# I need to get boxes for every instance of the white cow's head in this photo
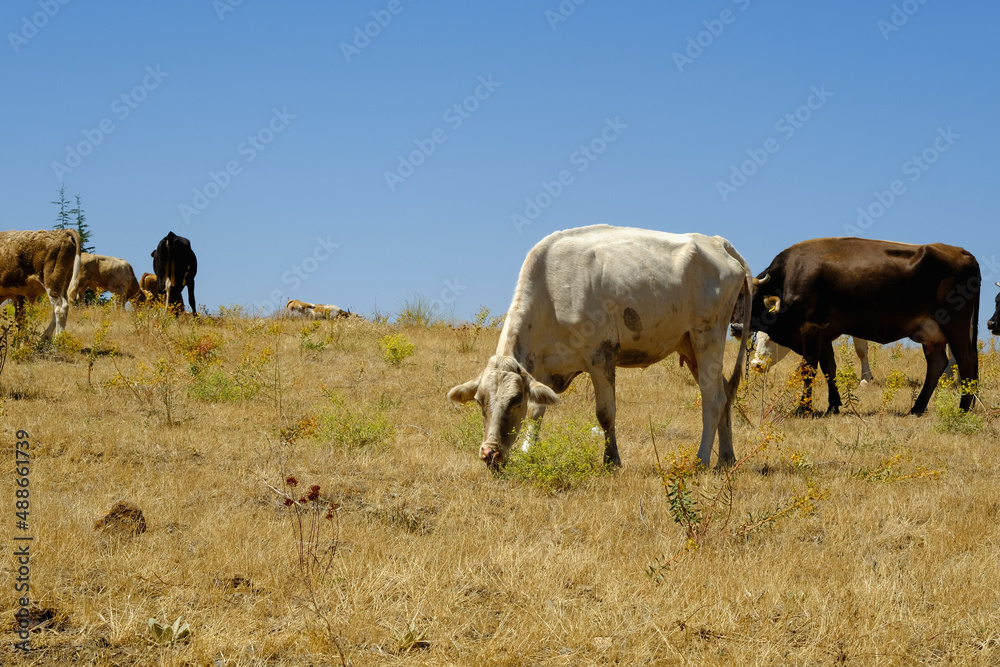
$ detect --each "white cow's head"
[447,355,558,468]
[749,332,791,372]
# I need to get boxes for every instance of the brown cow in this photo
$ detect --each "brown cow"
[71,253,145,307]
[736,237,979,414]
[0,229,81,338]
[139,272,159,299]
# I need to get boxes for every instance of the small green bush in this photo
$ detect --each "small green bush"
[189,369,242,402]
[379,333,415,366]
[934,377,981,435]
[319,391,396,449]
[500,417,608,492]
[396,294,442,328]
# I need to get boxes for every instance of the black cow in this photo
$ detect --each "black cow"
[737,237,979,414]
[152,232,197,314]
[987,282,1000,336]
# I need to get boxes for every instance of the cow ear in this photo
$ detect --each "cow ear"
[447,378,480,405]
[763,295,781,313]
[528,380,559,406]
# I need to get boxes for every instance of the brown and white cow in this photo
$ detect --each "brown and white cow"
[71,253,146,307]
[737,237,979,414]
[749,332,873,385]
[448,224,754,470]
[0,229,81,338]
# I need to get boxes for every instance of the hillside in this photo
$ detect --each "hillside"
[2,302,999,666]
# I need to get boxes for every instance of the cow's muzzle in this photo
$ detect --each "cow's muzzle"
[480,443,504,470]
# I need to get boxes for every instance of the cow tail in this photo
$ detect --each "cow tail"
[728,271,752,402]
[67,229,82,301]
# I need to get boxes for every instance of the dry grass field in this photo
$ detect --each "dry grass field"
[3,301,1000,666]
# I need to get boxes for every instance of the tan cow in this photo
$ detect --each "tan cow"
[71,253,146,307]
[0,229,81,338]
[285,300,355,319]
[139,272,159,299]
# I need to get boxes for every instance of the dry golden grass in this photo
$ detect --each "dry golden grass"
[3,303,1000,665]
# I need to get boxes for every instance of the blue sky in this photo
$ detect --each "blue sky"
[2,1,998,329]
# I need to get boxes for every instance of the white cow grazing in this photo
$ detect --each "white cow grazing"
[749,333,959,384]
[751,332,873,385]
[447,224,754,469]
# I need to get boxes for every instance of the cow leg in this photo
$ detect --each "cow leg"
[168,284,185,313]
[947,336,978,412]
[794,323,828,415]
[186,278,197,316]
[854,338,873,384]
[44,290,69,339]
[794,359,818,415]
[589,368,621,468]
[691,331,731,468]
[13,296,26,329]
[819,341,841,415]
[911,345,949,415]
[520,404,548,452]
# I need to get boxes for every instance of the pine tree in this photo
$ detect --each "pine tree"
[69,194,95,253]
[52,185,72,230]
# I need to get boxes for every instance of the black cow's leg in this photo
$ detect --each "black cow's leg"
[819,341,841,415]
[794,359,818,415]
[911,345,949,415]
[945,331,979,412]
[168,285,185,313]
[186,277,197,316]
[794,323,826,415]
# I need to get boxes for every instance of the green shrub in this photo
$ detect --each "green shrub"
[379,333,415,366]
[934,376,981,435]
[189,369,242,402]
[500,417,608,492]
[319,391,395,449]
[396,294,442,328]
